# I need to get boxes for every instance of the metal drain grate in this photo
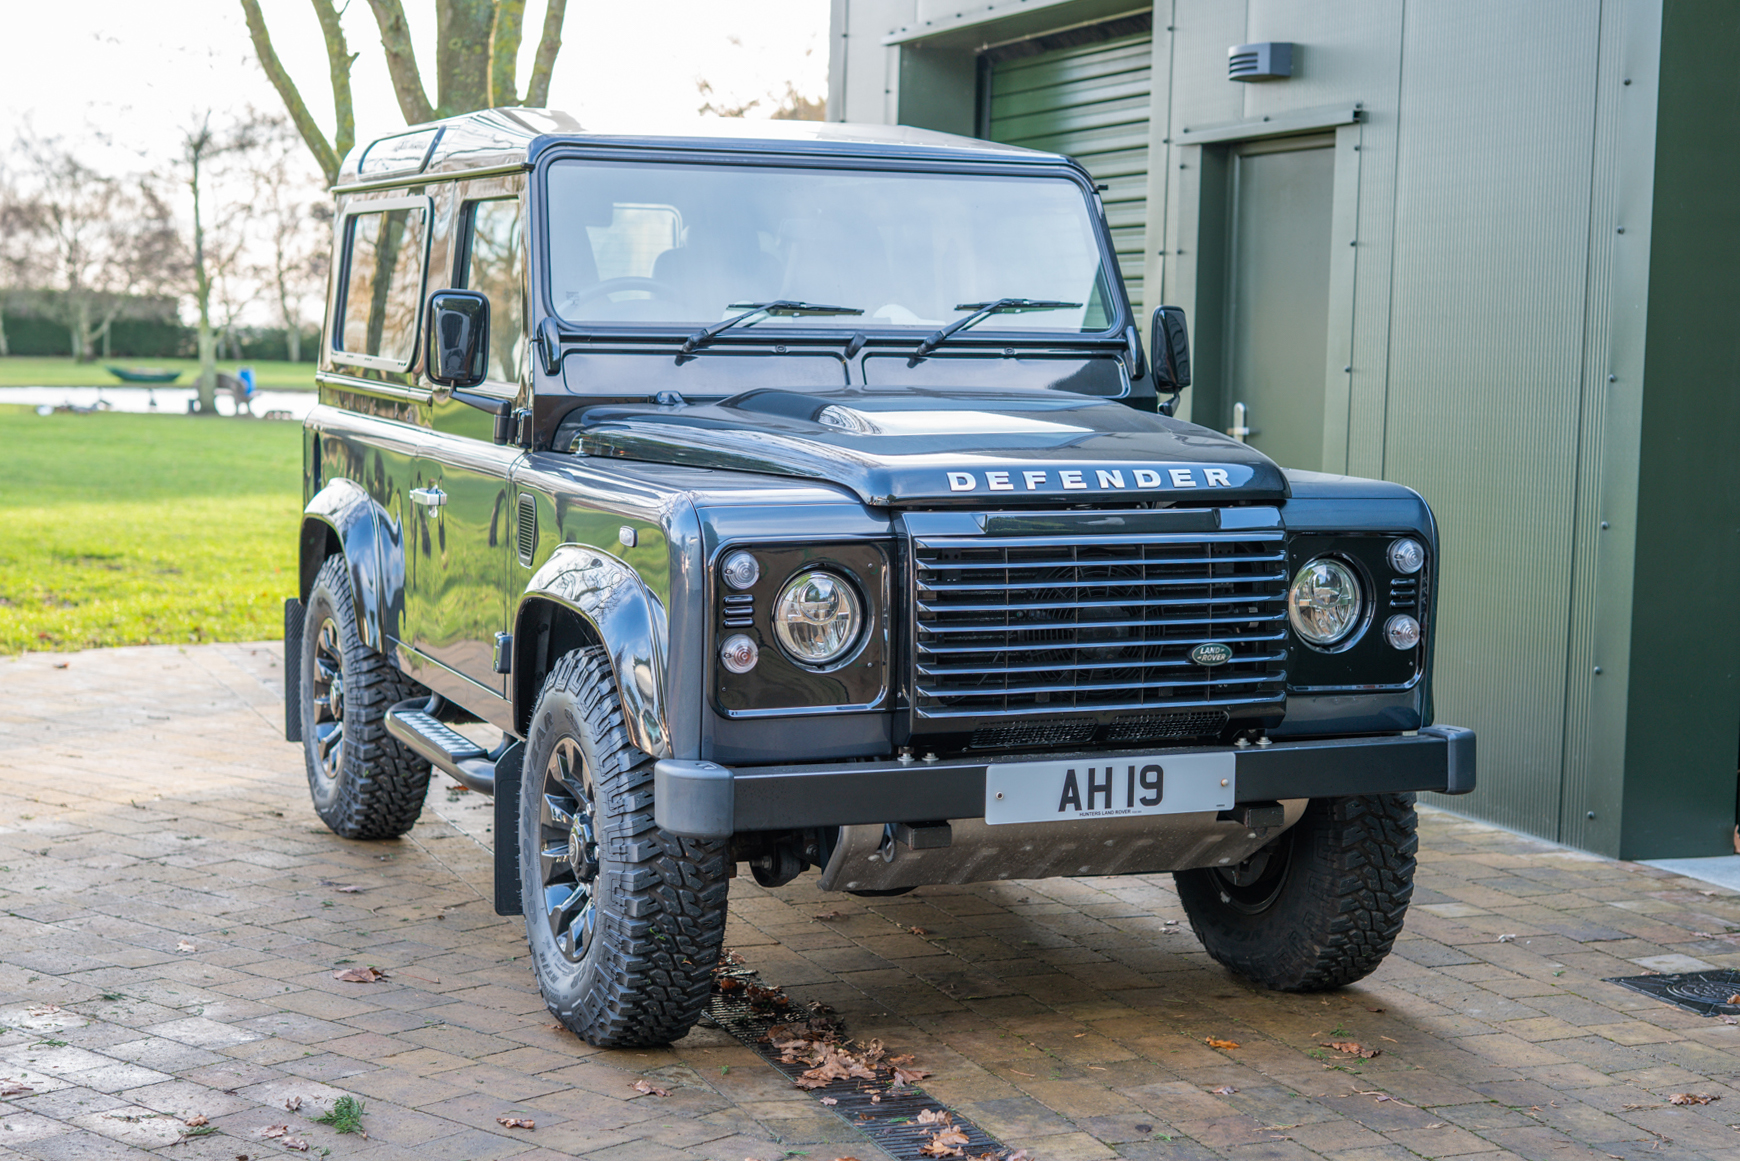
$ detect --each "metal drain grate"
[705,980,1010,1159]
[1607,969,1740,1017]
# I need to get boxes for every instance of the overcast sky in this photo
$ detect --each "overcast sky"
[2,0,831,177]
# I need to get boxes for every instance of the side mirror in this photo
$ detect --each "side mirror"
[1151,305,1191,393]
[426,290,490,388]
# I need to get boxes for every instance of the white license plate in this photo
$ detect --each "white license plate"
[984,752,1236,826]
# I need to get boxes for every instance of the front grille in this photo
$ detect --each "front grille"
[911,529,1289,722]
[1103,709,1229,743]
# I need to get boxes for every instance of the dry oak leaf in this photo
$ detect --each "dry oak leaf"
[1205,1037,1240,1050]
[332,966,384,983]
[335,885,363,894]
[891,1064,932,1087]
[909,926,931,936]
[262,1126,288,1139]
[814,910,844,920]
[176,940,196,953]
[917,1109,953,1125]
[1211,1085,1238,1095]
[1497,933,1517,943]
[631,1080,670,1097]
[1669,1093,1718,1105]
[921,1126,971,1156]
[283,1096,301,1112]
[1727,994,1740,1005]
[183,1115,209,1127]
[1323,1041,1382,1059]
[497,1116,535,1129]
[820,1097,838,1106]
[282,1137,309,1152]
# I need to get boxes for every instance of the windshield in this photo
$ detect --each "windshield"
[544,160,1118,334]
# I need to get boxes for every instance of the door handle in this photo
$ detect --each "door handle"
[1226,401,1258,443]
[409,487,447,508]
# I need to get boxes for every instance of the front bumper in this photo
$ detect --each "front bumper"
[654,725,1475,839]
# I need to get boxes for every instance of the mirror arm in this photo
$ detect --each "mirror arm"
[451,388,515,445]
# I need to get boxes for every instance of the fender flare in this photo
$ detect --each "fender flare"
[298,478,404,653]
[514,544,670,759]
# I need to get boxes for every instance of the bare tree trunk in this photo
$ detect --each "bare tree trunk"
[287,322,301,363]
[490,0,525,107]
[73,297,90,361]
[525,0,567,106]
[190,129,218,414]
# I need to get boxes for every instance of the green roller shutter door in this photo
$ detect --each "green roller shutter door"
[986,32,1153,310]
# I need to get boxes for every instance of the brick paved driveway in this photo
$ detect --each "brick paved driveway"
[2,643,1739,1161]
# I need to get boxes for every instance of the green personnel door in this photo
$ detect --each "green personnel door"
[984,28,1153,312]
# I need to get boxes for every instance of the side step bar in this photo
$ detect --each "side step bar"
[384,697,497,794]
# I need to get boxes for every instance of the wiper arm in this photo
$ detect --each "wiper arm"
[912,297,1083,360]
[681,300,863,354]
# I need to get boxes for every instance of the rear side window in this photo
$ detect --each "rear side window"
[462,198,526,383]
[336,200,428,367]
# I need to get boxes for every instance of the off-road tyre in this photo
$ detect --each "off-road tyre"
[519,647,730,1048]
[1174,794,1417,992]
[300,555,432,839]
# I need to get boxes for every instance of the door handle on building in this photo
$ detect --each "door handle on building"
[409,487,447,508]
[1226,401,1257,442]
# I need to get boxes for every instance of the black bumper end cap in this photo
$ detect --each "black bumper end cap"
[654,759,735,839]
[1421,724,1476,794]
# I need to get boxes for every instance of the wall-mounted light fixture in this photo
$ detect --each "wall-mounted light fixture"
[1229,42,1294,82]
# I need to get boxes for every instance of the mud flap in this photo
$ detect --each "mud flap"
[283,598,304,743]
[493,740,525,916]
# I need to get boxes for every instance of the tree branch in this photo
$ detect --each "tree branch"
[310,0,357,166]
[523,0,567,107]
[237,0,339,185]
[490,0,527,108]
[365,0,436,125]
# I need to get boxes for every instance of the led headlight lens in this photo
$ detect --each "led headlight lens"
[1384,614,1422,650]
[1386,537,1426,575]
[773,570,863,665]
[1287,558,1364,646]
[721,550,760,590]
[719,633,759,674]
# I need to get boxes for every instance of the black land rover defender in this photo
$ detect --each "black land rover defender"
[285,109,1474,1048]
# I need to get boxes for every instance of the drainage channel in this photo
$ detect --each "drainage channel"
[705,966,1013,1160]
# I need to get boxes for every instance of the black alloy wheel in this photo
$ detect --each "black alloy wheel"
[536,736,600,961]
[1173,794,1417,992]
[299,555,432,839]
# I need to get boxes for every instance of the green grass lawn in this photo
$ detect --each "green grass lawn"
[0,355,316,391]
[0,405,301,653]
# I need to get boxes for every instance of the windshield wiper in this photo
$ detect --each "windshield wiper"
[911,297,1083,360]
[681,300,863,354]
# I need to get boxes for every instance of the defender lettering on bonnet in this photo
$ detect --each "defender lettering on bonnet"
[946,465,1238,492]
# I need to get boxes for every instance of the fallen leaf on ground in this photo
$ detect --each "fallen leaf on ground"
[832,1157,863,1161]
[262,1125,288,1138]
[282,1137,308,1152]
[1323,1041,1382,1059]
[917,1109,952,1125]
[497,1116,535,1129]
[919,1126,970,1157]
[332,966,384,983]
[1211,1085,1237,1095]
[909,926,930,935]
[1380,1035,1399,1043]
[335,885,363,894]
[184,1115,209,1127]
[1727,994,1740,1005]
[820,1096,837,1106]
[283,1097,301,1112]
[1497,933,1517,943]
[1669,1093,1718,1105]
[631,1080,670,1097]
[891,1064,932,1087]
[1205,1038,1240,1050]
[25,1005,61,1018]
[813,911,844,920]
[870,1094,881,1104]
[176,940,196,953]
[0,1082,33,1097]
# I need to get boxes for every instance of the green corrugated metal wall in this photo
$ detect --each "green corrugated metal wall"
[986,33,1153,311]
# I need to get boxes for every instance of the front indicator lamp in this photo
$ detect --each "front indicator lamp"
[1287,558,1364,647]
[773,570,863,665]
[720,634,759,674]
[1386,537,1426,575]
[721,550,760,590]
[1384,614,1422,651]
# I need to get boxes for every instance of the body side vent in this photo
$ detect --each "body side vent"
[516,493,538,566]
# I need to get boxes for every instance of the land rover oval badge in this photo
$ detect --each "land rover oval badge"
[1190,643,1233,667]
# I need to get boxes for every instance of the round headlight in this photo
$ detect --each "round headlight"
[1384,614,1422,651]
[1288,558,1364,646]
[773,571,863,665]
[721,551,760,590]
[1386,537,1426,575]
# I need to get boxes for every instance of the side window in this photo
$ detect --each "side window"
[462,199,526,384]
[336,202,427,366]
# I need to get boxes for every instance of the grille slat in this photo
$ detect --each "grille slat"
[911,529,1289,722]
